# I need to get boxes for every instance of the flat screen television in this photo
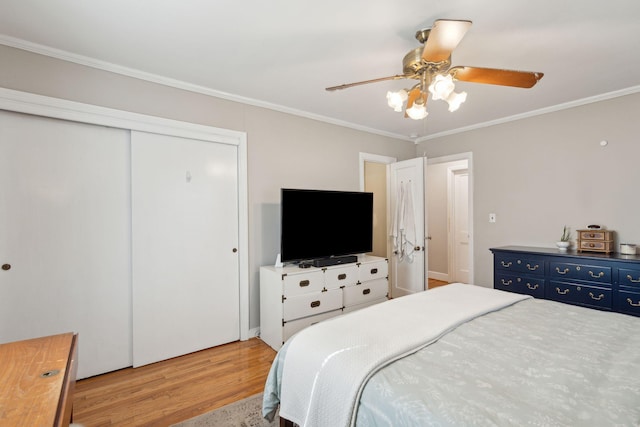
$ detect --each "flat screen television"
[280,188,373,264]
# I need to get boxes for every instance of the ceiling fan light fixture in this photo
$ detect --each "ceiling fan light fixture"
[446,90,467,112]
[386,89,408,112]
[406,101,428,120]
[428,74,455,100]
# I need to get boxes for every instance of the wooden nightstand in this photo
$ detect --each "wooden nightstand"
[0,333,78,426]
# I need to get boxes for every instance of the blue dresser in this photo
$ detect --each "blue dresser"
[490,246,640,317]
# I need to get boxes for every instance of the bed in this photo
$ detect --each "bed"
[262,283,640,426]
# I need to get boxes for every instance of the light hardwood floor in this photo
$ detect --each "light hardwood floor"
[428,278,449,288]
[74,282,451,426]
[73,338,276,427]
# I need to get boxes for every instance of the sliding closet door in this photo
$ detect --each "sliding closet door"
[0,110,132,379]
[131,131,240,367]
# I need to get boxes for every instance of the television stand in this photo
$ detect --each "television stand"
[260,255,389,351]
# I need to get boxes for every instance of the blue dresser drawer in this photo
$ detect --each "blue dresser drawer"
[495,255,544,275]
[549,262,612,284]
[491,246,640,317]
[495,273,544,298]
[619,268,640,289]
[617,290,640,316]
[547,281,612,310]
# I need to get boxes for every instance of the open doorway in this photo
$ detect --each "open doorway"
[360,152,473,287]
[426,153,473,285]
[359,153,396,259]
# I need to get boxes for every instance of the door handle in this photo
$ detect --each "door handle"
[1,264,10,271]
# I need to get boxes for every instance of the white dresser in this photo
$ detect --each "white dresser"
[259,255,388,351]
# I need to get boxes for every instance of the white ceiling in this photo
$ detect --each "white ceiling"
[1,0,640,141]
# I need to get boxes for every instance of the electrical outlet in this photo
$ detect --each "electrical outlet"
[489,213,496,223]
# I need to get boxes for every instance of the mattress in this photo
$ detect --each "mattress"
[263,286,640,426]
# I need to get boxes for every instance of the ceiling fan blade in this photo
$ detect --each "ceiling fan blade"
[450,66,544,88]
[405,88,421,110]
[421,19,472,63]
[404,88,426,118]
[325,74,409,91]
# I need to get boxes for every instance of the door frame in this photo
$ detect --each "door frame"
[427,152,474,285]
[0,87,251,340]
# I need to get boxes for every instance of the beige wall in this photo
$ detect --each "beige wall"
[364,162,388,257]
[0,45,417,331]
[418,92,640,287]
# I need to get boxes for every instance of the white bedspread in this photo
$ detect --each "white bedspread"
[278,283,530,427]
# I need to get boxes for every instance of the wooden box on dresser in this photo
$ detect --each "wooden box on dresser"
[490,246,640,317]
[260,255,388,351]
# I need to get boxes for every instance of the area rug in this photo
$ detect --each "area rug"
[171,393,278,427]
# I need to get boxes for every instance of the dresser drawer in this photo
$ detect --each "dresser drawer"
[491,246,640,317]
[578,240,614,252]
[283,309,342,342]
[549,262,612,284]
[283,288,343,321]
[495,255,543,275]
[619,268,640,289]
[617,290,640,317]
[282,270,325,297]
[324,264,359,289]
[578,230,612,241]
[547,281,612,310]
[343,278,388,306]
[495,273,545,298]
[359,259,388,282]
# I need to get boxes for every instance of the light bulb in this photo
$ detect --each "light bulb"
[406,103,428,120]
[446,91,467,112]
[428,74,455,100]
[386,90,408,112]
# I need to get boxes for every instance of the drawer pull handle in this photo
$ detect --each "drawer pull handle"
[501,261,512,268]
[501,279,512,286]
[526,264,539,271]
[371,268,378,274]
[555,267,569,275]
[556,287,570,295]
[627,298,640,307]
[627,275,640,283]
[588,271,604,279]
[337,274,347,280]
[363,288,371,295]
[589,292,605,301]
[299,280,310,287]
[526,283,539,290]
[310,300,321,308]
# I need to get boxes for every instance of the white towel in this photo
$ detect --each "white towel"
[391,181,417,262]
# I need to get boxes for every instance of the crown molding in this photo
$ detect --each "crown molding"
[416,85,640,142]
[3,35,638,144]
[0,35,413,142]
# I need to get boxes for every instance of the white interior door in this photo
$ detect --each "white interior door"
[451,169,470,283]
[0,110,132,379]
[389,158,427,298]
[131,131,240,367]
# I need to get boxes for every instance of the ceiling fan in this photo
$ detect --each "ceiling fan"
[325,19,544,120]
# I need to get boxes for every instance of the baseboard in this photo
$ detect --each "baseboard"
[428,271,449,282]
